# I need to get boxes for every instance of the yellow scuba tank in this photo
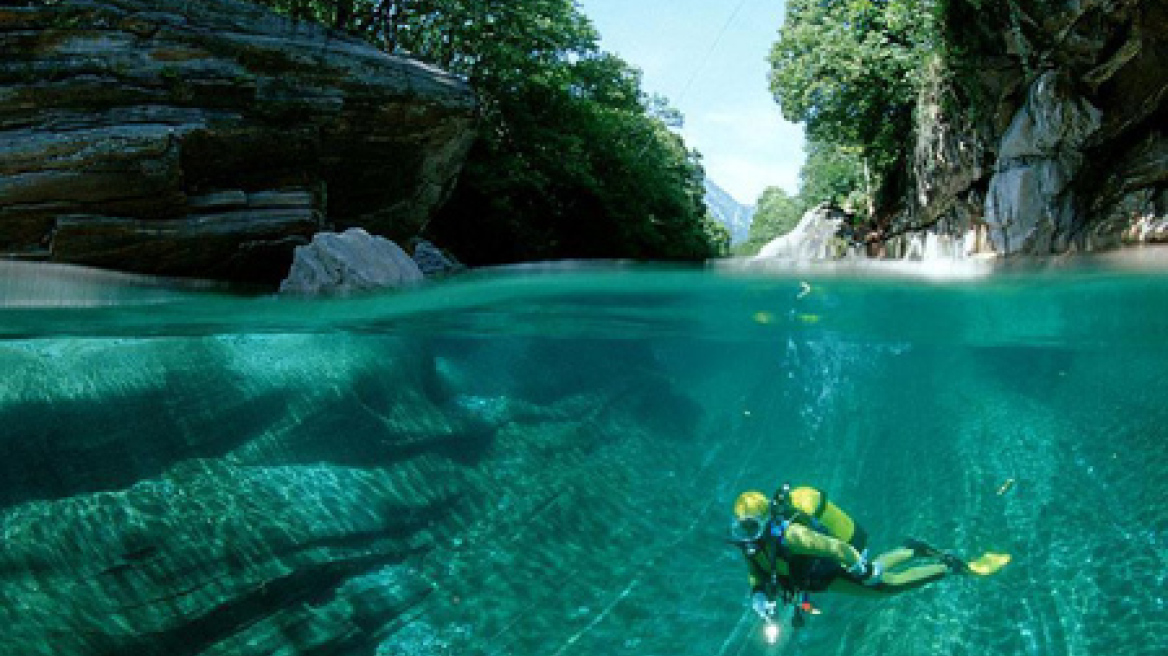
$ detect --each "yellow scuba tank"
[779,485,869,551]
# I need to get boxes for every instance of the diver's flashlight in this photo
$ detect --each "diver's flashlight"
[764,622,781,645]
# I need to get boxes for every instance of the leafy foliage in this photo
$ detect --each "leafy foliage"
[768,0,939,216]
[432,50,720,263]
[798,139,867,212]
[736,186,806,255]
[248,0,721,263]
[735,136,877,255]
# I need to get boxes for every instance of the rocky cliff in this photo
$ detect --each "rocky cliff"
[0,0,476,282]
[905,0,1166,253]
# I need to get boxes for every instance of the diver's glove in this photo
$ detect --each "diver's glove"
[751,592,774,619]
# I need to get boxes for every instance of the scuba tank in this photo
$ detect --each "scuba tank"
[771,483,868,552]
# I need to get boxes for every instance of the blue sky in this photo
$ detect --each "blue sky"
[576,0,805,205]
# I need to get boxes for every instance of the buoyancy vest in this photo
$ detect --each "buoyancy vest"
[749,485,869,597]
[746,518,826,599]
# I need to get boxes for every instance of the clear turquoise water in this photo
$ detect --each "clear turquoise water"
[1,258,1166,656]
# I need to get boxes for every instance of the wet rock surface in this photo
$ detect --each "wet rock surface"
[0,0,476,281]
[908,0,1167,253]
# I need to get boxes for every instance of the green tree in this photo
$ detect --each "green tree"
[769,0,937,213]
[249,0,719,264]
[737,186,806,255]
[430,48,716,263]
[798,138,867,212]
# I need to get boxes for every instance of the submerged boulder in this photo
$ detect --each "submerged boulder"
[0,0,476,282]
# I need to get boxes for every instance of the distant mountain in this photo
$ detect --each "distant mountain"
[703,179,755,246]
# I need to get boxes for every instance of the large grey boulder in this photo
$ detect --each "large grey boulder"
[0,0,476,282]
[279,228,423,295]
[755,204,848,260]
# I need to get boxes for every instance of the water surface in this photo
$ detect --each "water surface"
[1,257,1165,656]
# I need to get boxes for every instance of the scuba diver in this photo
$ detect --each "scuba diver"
[729,484,1009,633]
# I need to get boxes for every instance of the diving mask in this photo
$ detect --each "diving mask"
[729,514,768,543]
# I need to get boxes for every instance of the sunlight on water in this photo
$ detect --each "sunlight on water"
[1,255,1166,656]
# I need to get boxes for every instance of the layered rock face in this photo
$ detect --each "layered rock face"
[0,0,476,281]
[909,0,1167,254]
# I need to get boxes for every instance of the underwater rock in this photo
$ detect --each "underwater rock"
[279,228,423,295]
[0,331,707,656]
[0,0,476,282]
[0,335,470,656]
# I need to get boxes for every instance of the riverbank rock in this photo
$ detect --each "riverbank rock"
[903,0,1167,254]
[984,70,1101,253]
[410,238,466,278]
[0,0,476,282]
[755,204,849,260]
[279,228,423,295]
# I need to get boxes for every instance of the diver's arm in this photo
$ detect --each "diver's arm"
[745,554,767,594]
[783,523,862,568]
[744,553,774,618]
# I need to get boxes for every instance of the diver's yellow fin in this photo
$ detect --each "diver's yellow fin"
[966,552,1011,576]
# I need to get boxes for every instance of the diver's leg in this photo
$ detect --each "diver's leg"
[823,577,886,597]
[825,562,949,596]
[878,563,948,592]
[874,547,914,572]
